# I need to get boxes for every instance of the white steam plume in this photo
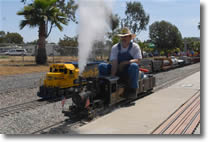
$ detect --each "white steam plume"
[78,0,113,74]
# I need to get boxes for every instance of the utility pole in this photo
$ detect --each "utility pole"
[53,45,55,64]
[184,40,187,55]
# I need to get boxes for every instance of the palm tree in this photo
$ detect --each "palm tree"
[17,0,68,64]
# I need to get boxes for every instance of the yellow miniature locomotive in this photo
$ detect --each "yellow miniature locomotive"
[37,61,103,99]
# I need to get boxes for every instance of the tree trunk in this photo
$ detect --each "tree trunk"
[36,22,47,65]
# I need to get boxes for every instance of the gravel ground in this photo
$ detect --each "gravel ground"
[0,87,40,108]
[154,63,200,87]
[0,72,46,93]
[0,72,46,108]
[0,63,200,134]
[0,99,72,134]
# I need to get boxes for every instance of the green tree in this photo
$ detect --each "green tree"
[193,41,200,53]
[55,0,78,23]
[21,0,78,23]
[5,32,24,44]
[107,14,120,42]
[0,31,23,44]
[0,31,6,43]
[138,41,153,53]
[183,37,200,53]
[0,31,6,37]
[26,39,38,44]
[122,1,149,35]
[149,20,182,57]
[17,0,75,64]
[110,14,120,32]
[111,35,120,46]
[58,35,78,47]
[57,35,78,56]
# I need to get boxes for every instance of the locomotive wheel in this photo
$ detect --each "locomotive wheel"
[87,108,95,120]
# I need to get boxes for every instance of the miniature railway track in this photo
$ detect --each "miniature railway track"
[31,120,66,134]
[0,99,48,117]
[0,97,68,118]
[31,120,81,134]
[154,67,199,92]
[151,90,200,134]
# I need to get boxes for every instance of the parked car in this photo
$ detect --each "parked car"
[5,49,28,56]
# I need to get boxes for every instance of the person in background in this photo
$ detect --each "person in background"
[98,27,142,99]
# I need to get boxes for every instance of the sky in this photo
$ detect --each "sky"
[0,0,200,43]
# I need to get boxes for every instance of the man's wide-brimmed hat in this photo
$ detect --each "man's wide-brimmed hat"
[117,27,136,39]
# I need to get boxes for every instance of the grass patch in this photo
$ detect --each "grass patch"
[0,55,108,76]
[0,65,49,76]
[0,56,9,59]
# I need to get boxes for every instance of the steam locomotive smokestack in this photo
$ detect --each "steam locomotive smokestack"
[78,0,113,75]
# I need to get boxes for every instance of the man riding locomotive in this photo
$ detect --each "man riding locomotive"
[98,27,142,99]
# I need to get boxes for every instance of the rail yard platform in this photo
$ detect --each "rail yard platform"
[74,71,200,134]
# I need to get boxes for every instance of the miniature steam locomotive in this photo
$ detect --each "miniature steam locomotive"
[62,70,155,119]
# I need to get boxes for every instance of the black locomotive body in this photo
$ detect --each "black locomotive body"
[62,73,156,120]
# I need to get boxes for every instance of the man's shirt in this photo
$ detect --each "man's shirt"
[110,42,142,61]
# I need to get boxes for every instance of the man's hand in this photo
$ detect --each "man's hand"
[111,59,140,75]
[118,59,140,71]
[130,59,140,64]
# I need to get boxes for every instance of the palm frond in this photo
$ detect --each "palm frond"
[54,21,63,31]
[17,0,67,34]
[19,20,28,29]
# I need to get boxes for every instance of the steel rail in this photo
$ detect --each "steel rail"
[151,91,200,134]
[168,99,200,134]
[0,97,64,117]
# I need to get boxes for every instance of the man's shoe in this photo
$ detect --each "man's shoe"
[128,88,137,99]
[122,88,137,99]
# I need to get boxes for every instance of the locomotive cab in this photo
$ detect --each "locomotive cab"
[44,64,78,88]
